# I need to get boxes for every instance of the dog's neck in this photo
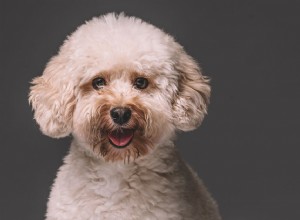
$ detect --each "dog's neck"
[58,140,181,199]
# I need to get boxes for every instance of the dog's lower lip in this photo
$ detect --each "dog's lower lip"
[108,129,134,148]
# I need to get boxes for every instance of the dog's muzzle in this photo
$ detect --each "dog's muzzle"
[108,107,134,148]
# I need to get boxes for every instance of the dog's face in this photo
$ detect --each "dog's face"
[72,67,174,162]
[29,13,210,162]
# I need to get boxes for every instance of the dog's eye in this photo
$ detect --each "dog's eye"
[134,77,148,89]
[92,77,106,90]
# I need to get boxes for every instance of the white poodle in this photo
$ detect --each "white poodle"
[29,13,221,220]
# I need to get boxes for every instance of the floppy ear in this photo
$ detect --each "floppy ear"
[172,51,211,131]
[29,55,76,138]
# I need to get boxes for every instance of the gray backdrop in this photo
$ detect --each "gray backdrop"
[1,0,299,219]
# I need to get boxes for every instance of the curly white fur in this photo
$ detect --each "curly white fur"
[29,13,221,220]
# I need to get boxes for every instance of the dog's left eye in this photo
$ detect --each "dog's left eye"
[92,77,106,90]
[134,77,149,89]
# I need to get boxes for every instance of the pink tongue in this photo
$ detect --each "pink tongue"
[108,130,134,147]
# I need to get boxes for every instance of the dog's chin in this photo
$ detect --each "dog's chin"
[107,128,135,149]
[96,126,153,163]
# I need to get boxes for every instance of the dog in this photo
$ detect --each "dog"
[29,13,221,220]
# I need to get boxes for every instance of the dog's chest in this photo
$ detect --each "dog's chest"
[50,161,182,220]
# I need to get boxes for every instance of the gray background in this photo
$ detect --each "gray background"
[1,0,300,219]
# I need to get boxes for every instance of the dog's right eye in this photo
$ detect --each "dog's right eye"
[92,77,106,90]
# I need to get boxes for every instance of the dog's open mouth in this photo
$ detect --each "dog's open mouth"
[108,129,134,148]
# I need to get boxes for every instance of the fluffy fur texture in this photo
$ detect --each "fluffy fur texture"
[29,13,221,220]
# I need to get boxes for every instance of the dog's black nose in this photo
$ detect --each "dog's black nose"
[110,107,131,125]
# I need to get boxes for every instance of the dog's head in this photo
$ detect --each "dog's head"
[29,13,210,162]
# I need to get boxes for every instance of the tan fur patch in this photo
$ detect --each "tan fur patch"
[80,97,153,163]
[79,71,112,97]
[129,71,158,93]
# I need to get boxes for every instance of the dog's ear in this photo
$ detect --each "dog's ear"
[172,51,211,131]
[29,55,76,138]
